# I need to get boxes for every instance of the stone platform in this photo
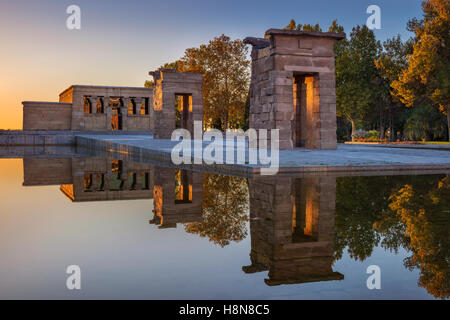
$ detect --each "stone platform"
[74,134,450,176]
[0,130,153,146]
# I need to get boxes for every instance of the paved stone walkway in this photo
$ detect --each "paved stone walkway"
[75,134,450,175]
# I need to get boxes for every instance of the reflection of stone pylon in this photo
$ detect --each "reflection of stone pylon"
[244,176,343,286]
[149,167,202,229]
[149,69,203,139]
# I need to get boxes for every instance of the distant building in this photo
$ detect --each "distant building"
[21,70,203,134]
[23,85,153,131]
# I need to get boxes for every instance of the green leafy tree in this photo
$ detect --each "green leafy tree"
[374,36,413,140]
[335,176,393,261]
[335,25,382,141]
[335,174,450,299]
[403,105,448,141]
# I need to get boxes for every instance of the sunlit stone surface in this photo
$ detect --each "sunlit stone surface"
[245,29,346,150]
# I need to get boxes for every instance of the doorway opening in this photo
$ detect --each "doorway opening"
[292,179,319,243]
[175,169,192,204]
[175,94,192,130]
[110,97,123,130]
[109,160,124,190]
[293,74,315,148]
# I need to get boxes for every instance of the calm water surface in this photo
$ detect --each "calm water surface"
[0,155,448,300]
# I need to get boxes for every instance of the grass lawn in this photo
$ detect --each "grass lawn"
[418,141,450,145]
[345,141,450,145]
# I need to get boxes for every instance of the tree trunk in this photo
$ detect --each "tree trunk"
[389,106,395,142]
[379,103,385,140]
[447,106,450,142]
[351,119,357,142]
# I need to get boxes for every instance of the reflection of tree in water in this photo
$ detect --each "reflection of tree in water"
[335,176,394,261]
[387,177,450,299]
[184,173,249,247]
[336,174,450,299]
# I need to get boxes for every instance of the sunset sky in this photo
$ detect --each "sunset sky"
[0,0,422,129]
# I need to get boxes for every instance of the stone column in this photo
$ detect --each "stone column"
[318,72,337,149]
[121,97,129,131]
[191,92,203,134]
[105,96,112,131]
[102,96,109,129]
[90,96,98,114]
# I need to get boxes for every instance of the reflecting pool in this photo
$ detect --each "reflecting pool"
[0,154,448,299]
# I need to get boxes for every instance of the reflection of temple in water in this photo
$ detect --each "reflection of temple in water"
[60,158,153,202]
[149,167,202,229]
[23,157,153,201]
[22,157,343,286]
[22,158,202,227]
[244,176,343,286]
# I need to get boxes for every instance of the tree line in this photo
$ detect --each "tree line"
[286,0,449,142]
[146,0,449,142]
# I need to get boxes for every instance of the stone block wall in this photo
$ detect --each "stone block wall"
[22,85,153,131]
[59,85,153,131]
[22,102,72,130]
[245,29,345,150]
[150,69,203,139]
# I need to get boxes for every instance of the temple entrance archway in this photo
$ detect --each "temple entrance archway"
[293,74,317,148]
[110,98,123,130]
[244,29,345,150]
[111,106,122,130]
[175,94,192,131]
[149,69,203,139]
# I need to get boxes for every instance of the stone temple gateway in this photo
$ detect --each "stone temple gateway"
[149,69,203,139]
[20,28,344,153]
[21,69,203,137]
[244,29,345,150]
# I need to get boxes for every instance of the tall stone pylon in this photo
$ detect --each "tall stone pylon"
[244,29,345,150]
